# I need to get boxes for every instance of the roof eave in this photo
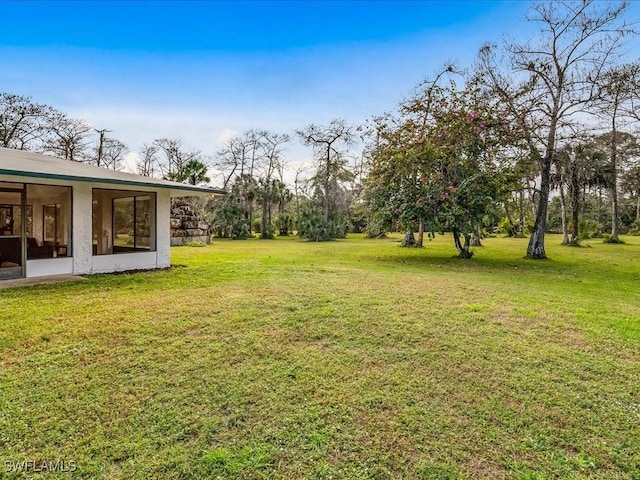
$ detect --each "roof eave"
[0,169,226,196]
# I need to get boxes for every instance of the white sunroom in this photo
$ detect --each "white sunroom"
[0,147,223,281]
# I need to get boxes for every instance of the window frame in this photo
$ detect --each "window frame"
[111,194,155,252]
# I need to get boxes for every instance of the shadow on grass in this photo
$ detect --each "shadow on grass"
[358,248,635,282]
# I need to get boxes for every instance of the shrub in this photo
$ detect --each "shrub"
[603,234,625,244]
[277,214,294,236]
[260,222,276,239]
[629,219,640,236]
[297,210,329,241]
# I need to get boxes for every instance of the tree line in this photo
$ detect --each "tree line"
[2,1,640,258]
[0,96,213,185]
[365,0,640,258]
[210,121,359,240]
[0,90,362,241]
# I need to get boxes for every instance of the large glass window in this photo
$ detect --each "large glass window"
[1,205,19,236]
[92,189,156,255]
[25,184,71,259]
[113,196,153,251]
[1,182,70,277]
[135,196,152,249]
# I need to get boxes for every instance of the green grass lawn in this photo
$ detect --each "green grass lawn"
[1,234,639,479]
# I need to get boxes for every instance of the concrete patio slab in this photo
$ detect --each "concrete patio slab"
[0,274,87,290]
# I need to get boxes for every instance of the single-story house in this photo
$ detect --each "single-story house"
[0,147,224,281]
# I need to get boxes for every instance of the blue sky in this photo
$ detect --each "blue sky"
[1,1,637,178]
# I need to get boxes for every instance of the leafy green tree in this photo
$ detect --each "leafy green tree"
[211,179,249,239]
[365,80,513,257]
[621,164,640,225]
[257,178,287,239]
[276,213,294,236]
[594,64,640,242]
[237,174,258,236]
[593,131,638,242]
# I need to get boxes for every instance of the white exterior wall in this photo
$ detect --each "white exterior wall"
[26,258,74,277]
[156,189,171,268]
[72,182,94,275]
[91,251,158,273]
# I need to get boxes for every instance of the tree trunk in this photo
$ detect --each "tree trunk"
[610,122,620,241]
[527,118,556,259]
[597,187,603,233]
[401,228,415,247]
[453,228,474,258]
[261,199,269,238]
[571,181,580,244]
[470,224,482,246]
[559,182,569,245]
[518,188,525,235]
[416,219,424,247]
[610,185,620,241]
[453,228,462,251]
[571,203,580,244]
[463,233,473,257]
[526,159,550,258]
[323,145,330,224]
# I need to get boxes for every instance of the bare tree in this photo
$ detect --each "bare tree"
[99,137,128,171]
[293,164,309,224]
[297,119,355,224]
[45,113,92,162]
[255,131,290,238]
[0,93,56,151]
[215,136,250,189]
[94,128,111,167]
[138,143,158,177]
[257,131,289,181]
[478,1,633,258]
[153,138,200,181]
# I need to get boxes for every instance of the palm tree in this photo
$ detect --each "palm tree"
[169,159,210,185]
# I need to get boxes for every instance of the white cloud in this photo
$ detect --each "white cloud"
[122,151,139,174]
[218,128,240,144]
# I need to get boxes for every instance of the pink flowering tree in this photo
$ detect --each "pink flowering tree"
[365,80,515,257]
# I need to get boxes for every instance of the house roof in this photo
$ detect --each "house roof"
[0,147,225,196]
